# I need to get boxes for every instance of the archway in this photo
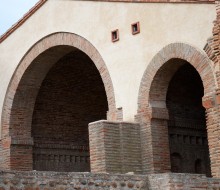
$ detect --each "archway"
[32,50,108,172]
[137,43,217,176]
[1,33,116,171]
[166,60,211,176]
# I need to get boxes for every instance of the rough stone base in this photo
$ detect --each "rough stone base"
[0,171,220,190]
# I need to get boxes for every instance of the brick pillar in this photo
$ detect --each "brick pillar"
[135,109,154,174]
[203,92,220,178]
[135,106,171,174]
[0,136,11,170]
[10,138,33,171]
[89,120,142,174]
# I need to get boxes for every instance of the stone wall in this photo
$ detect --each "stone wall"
[0,171,148,190]
[148,173,220,189]
[0,171,220,190]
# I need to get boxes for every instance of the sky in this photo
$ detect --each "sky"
[0,0,39,35]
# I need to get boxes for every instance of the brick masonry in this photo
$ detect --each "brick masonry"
[167,63,211,176]
[0,0,220,183]
[0,33,118,171]
[203,1,220,178]
[31,50,108,172]
[89,120,142,174]
[136,42,219,177]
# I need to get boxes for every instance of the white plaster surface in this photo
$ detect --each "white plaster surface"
[0,0,216,127]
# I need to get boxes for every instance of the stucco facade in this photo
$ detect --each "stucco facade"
[0,0,216,123]
[1,0,220,189]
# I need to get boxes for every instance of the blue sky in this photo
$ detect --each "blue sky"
[0,0,39,35]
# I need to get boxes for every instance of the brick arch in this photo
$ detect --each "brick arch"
[0,32,117,170]
[138,43,217,112]
[136,42,218,176]
[2,32,116,133]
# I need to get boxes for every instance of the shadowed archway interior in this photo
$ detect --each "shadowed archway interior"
[166,61,211,176]
[7,44,109,171]
[147,58,211,175]
[31,50,108,172]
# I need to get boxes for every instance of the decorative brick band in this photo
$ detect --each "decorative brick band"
[1,33,117,138]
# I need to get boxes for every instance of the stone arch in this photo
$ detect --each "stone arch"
[136,43,218,176]
[1,32,117,170]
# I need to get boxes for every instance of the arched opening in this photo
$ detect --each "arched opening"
[166,61,211,176]
[146,58,211,175]
[137,43,217,176]
[31,50,108,172]
[1,33,115,171]
[9,47,108,172]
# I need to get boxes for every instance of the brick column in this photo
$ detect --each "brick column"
[0,136,11,170]
[136,106,171,174]
[203,92,220,178]
[89,120,142,174]
[10,138,34,171]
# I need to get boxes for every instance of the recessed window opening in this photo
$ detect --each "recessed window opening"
[111,29,119,42]
[131,22,140,35]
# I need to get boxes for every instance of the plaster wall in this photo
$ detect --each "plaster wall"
[0,0,216,125]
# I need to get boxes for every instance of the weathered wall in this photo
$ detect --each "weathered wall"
[0,171,220,190]
[148,173,220,189]
[0,171,149,190]
[0,0,215,124]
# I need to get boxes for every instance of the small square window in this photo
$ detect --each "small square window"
[131,22,140,35]
[111,29,119,42]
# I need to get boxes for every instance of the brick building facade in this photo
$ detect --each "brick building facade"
[0,0,220,189]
